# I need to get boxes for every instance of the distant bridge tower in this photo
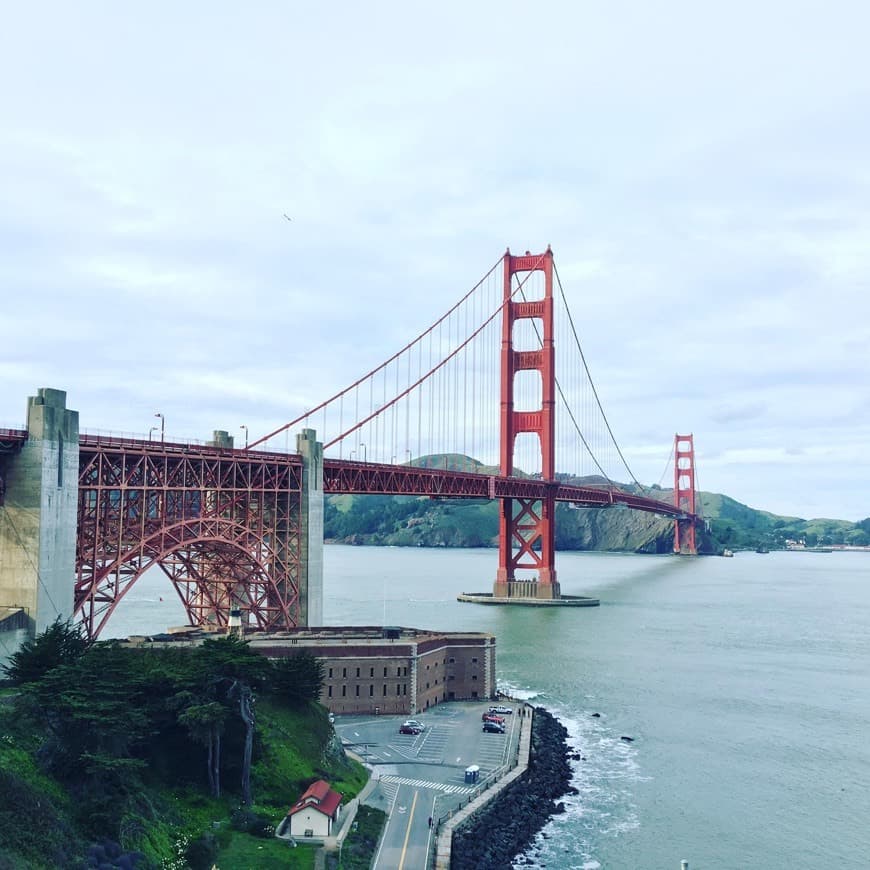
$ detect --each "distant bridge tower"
[674,433,698,554]
[494,248,561,599]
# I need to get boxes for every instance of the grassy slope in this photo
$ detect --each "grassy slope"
[0,698,369,869]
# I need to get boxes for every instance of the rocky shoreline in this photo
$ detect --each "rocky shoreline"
[450,706,576,870]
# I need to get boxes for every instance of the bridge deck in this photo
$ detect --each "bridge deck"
[323,459,689,518]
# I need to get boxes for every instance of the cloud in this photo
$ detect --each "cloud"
[1,1,869,520]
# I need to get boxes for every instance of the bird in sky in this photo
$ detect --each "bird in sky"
[283,213,292,222]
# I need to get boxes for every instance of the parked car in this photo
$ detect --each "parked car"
[403,720,425,730]
[489,705,513,715]
[399,723,422,735]
[482,720,505,734]
[482,713,505,725]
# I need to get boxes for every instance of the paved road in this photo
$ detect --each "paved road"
[335,701,521,870]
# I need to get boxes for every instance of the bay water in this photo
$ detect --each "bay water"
[108,546,870,869]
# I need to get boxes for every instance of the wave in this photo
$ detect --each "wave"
[511,702,646,869]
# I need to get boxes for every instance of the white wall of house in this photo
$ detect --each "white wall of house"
[290,807,332,838]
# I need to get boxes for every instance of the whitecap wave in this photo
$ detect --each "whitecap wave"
[511,702,646,869]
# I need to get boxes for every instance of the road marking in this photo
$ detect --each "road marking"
[380,775,474,795]
[397,790,418,870]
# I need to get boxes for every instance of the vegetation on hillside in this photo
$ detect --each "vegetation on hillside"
[0,622,368,869]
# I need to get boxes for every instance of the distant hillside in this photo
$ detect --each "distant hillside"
[324,455,870,553]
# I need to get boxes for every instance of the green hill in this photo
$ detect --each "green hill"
[0,633,369,869]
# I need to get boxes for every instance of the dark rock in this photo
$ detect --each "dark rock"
[450,707,574,870]
[591,712,601,718]
[620,735,634,742]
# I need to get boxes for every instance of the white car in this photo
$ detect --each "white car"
[403,719,425,730]
[489,705,513,715]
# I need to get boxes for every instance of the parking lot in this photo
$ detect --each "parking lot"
[334,700,524,869]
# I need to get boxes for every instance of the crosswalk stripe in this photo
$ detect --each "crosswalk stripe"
[379,774,474,794]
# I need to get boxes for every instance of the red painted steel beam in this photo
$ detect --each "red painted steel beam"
[322,458,690,517]
[75,435,304,640]
[0,428,28,453]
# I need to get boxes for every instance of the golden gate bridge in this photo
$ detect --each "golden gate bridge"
[0,248,700,641]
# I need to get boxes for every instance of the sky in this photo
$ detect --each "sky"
[1,1,868,521]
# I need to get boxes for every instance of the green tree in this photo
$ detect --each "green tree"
[176,698,227,797]
[193,636,271,806]
[2,617,87,685]
[270,653,324,705]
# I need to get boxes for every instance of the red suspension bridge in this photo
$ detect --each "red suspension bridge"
[0,248,700,640]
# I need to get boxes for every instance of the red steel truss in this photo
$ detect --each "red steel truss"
[673,433,698,554]
[324,458,689,513]
[71,438,686,641]
[496,248,559,598]
[75,435,303,640]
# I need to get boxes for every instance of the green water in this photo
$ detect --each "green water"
[323,546,870,869]
[112,545,870,868]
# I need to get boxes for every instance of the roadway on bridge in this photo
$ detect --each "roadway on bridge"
[334,701,521,869]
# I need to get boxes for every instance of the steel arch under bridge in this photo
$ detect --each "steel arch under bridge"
[74,435,304,641]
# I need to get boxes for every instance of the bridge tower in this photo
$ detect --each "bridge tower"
[673,433,698,554]
[0,389,79,641]
[494,248,561,600]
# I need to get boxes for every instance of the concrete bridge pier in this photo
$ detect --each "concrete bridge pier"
[297,428,323,627]
[0,388,79,661]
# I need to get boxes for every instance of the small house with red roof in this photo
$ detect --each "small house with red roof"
[276,779,343,839]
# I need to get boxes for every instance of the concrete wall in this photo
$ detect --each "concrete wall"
[297,428,323,627]
[0,388,79,640]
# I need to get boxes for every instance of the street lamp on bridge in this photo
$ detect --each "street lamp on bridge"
[239,424,248,448]
[148,426,159,442]
[154,412,164,443]
[360,443,367,463]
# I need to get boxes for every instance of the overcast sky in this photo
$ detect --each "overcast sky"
[1,1,868,521]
